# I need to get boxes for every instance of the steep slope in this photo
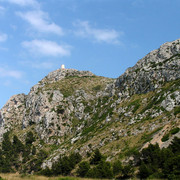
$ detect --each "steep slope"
[0,39,179,174]
[115,39,180,97]
[0,69,114,144]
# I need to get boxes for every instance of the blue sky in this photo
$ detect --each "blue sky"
[0,0,180,108]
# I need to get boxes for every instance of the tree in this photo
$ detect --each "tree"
[90,149,103,165]
[2,132,12,153]
[13,135,24,153]
[87,160,113,178]
[113,160,123,176]
[121,163,134,179]
[77,161,90,177]
[32,146,36,155]
[139,162,153,179]
[25,131,35,145]
[69,152,82,168]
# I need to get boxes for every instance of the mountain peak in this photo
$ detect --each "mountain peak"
[41,68,95,84]
[115,39,180,96]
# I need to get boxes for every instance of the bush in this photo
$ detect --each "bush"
[51,152,82,176]
[121,163,134,179]
[13,135,24,153]
[25,131,35,145]
[161,134,169,142]
[87,160,113,179]
[139,162,153,179]
[170,127,180,135]
[56,105,65,114]
[90,149,103,165]
[40,167,53,177]
[113,160,123,176]
[174,106,180,115]
[139,138,180,179]
[76,161,90,177]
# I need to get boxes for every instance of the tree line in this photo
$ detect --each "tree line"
[0,131,179,179]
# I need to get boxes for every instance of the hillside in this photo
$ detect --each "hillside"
[0,39,179,178]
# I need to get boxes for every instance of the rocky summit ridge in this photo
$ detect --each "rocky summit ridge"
[115,38,180,97]
[0,39,179,172]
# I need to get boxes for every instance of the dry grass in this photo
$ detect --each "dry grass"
[44,76,113,96]
[0,173,50,180]
[0,174,96,180]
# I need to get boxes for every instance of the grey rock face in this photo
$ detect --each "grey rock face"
[115,39,180,96]
[161,91,180,111]
[0,69,97,142]
[0,93,26,140]
[40,68,95,85]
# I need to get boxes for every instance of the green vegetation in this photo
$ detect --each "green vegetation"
[41,152,82,176]
[44,76,113,97]
[174,106,180,116]
[170,127,180,135]
[161,134,169,142]
[0,131,47,174]
[139,137,180,179]
[56,105,65,115]
[127,99,141,113]
[0,130,180,179]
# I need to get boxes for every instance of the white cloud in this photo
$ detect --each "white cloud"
[20,60,54,69]
[0,33,7,42]
[74,20,123,44]
[16,10,63,35]
[0,67,22,79]
[4,0,39,8]
[0,5,5,13]
[22,39,71,57]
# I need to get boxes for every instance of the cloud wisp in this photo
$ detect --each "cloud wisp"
[4,0,40,8]
[22,39,71,57]
[20,60,54,69]
[0,67,22,79]
[0,5,5,14]
[0,33,7,42]
[74,20,123,44]
[16,10,63,35]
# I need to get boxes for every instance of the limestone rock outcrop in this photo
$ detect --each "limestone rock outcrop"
[115,39,180,97]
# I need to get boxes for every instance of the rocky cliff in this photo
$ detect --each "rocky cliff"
[115,39,180,97]
[0,39,179,170]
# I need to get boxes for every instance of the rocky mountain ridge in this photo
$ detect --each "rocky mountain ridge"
[0,39,179,170]
[115,38,180,97]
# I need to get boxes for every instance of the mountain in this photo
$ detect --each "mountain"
[0,39,179,176]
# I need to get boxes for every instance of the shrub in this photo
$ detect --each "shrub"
[13,135,24,153]
[87,160,113,179]
[92,85,101,91]
[139,162,153,179]
[25,131,35,145]
[170,127,180,135]
[90,149,103,165]
[161,134,169,142]
[51,152,82,176]
[112,160,123,176]
[76,161,90,177]
[121,164,134,179]
[56,105,65,114]
[139,137,180,179]
[40,167,53,176]
[174,106,180,116]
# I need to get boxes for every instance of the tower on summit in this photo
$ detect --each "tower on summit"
[61,64,65,69]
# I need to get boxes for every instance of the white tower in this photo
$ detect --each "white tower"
[61,64,65,69]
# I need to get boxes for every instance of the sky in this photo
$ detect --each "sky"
[0,0,180,108]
